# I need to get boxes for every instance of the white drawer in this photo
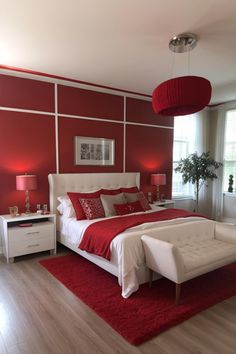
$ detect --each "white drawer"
[8,222,54,257]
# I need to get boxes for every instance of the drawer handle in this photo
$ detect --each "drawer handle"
[26,231,40,235]
[27,243,40,248]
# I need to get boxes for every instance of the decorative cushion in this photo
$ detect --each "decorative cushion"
[100,193,126,217]
[137,192,151,211]
[125,191,151,211]
[67,191,101,220]
[100,188,121,195]
[124,192,139,202]
[79,198,105,220]
[121,186,139,193]
[114,201,144,216]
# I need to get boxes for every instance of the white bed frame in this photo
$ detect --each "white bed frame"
[48,172,141,278]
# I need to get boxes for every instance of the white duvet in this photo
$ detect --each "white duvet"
[59,208,204,298]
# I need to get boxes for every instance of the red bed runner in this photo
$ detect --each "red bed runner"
[79,208,204,260]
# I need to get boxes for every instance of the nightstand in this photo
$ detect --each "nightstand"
[152,199,175,209]
[0,213,56,263]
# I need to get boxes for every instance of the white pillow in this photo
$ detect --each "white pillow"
[57,195,72,207]
[100,193,126,217]
[57,195,75,217]
[57,203,75,218]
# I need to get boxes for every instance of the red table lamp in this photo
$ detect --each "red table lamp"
[151,174,166,201]
[16,174,37,214]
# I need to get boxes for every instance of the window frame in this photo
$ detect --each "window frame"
[172,116,196,199]
[222,110,236,193]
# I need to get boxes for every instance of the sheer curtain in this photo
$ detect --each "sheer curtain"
[172,111,209,196]
[211,103,236,220]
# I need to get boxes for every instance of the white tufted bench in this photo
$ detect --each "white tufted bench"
[141,220,236,304]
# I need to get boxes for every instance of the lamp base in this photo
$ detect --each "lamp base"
[155,186,160,202]
[25,190,32,214]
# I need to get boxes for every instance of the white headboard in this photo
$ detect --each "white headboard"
[48,172,140,214]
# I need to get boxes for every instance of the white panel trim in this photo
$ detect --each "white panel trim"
[123,96,126,172]
[0,105,173,129]
[0,106,54,116]
[54,83,59,174]
[126,121,174,130]
[58,113,123,124]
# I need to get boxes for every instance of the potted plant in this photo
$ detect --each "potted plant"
[175,152,223,212]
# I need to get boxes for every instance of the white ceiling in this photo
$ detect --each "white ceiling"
[1,0,236,104]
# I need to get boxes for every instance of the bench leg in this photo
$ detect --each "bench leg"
[175,283,181,305]
[149,268,153,287]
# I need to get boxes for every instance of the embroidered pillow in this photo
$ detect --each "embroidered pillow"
[67,191,101,220]
[125,191,151,211]
[137,192,151,211]
[120,186,139,193]
[79,198,105,220]
[114,201,144,216]
[100,193,126,217]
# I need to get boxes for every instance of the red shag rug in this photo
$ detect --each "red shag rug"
[39,254,236,345]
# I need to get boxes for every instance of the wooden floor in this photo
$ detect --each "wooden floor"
[1,246,236,354]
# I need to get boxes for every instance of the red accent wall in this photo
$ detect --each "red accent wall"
[0,75,54,112]
[0,111,56,213]
[58,85,124,120]
[126,97,173,127]
[58,118,123,173]
[0,73,173,214]
[126,124,173,198]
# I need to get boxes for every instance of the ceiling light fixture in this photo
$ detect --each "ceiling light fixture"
[152,33,212,116]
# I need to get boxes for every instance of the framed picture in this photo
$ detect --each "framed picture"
[75,136,115,166]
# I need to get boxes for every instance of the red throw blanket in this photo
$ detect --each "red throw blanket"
[79,208,205,260]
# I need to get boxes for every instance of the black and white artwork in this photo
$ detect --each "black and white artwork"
[75,136,114,165]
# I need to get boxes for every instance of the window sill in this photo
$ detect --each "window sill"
[172,196,194,201]
[223,192,236,197]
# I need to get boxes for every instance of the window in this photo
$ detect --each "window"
[223,110,236,192]
[172,115,197,198]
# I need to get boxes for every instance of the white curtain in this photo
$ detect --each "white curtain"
[193,110,211,216]
[210,101,236,220]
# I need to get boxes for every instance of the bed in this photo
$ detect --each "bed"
[48,172,204,298]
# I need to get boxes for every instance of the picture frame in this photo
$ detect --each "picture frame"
[75,136,115,166]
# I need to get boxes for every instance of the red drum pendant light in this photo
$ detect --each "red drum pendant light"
[152,33,212,116]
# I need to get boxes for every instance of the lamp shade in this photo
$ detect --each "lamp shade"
[151,174,166,186]
[152,76,212,116]
[16,175,37,191]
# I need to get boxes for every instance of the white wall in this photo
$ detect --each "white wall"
[222,193,236,222]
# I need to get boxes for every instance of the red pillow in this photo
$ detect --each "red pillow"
[100,188,121,195]
[67,191,100,220]
[120,186,139,193]
[114,200,144,216]
[79,198,105,220]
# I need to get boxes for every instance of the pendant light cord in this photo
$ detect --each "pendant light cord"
[170,52,175,78]
[187,48,190,75]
